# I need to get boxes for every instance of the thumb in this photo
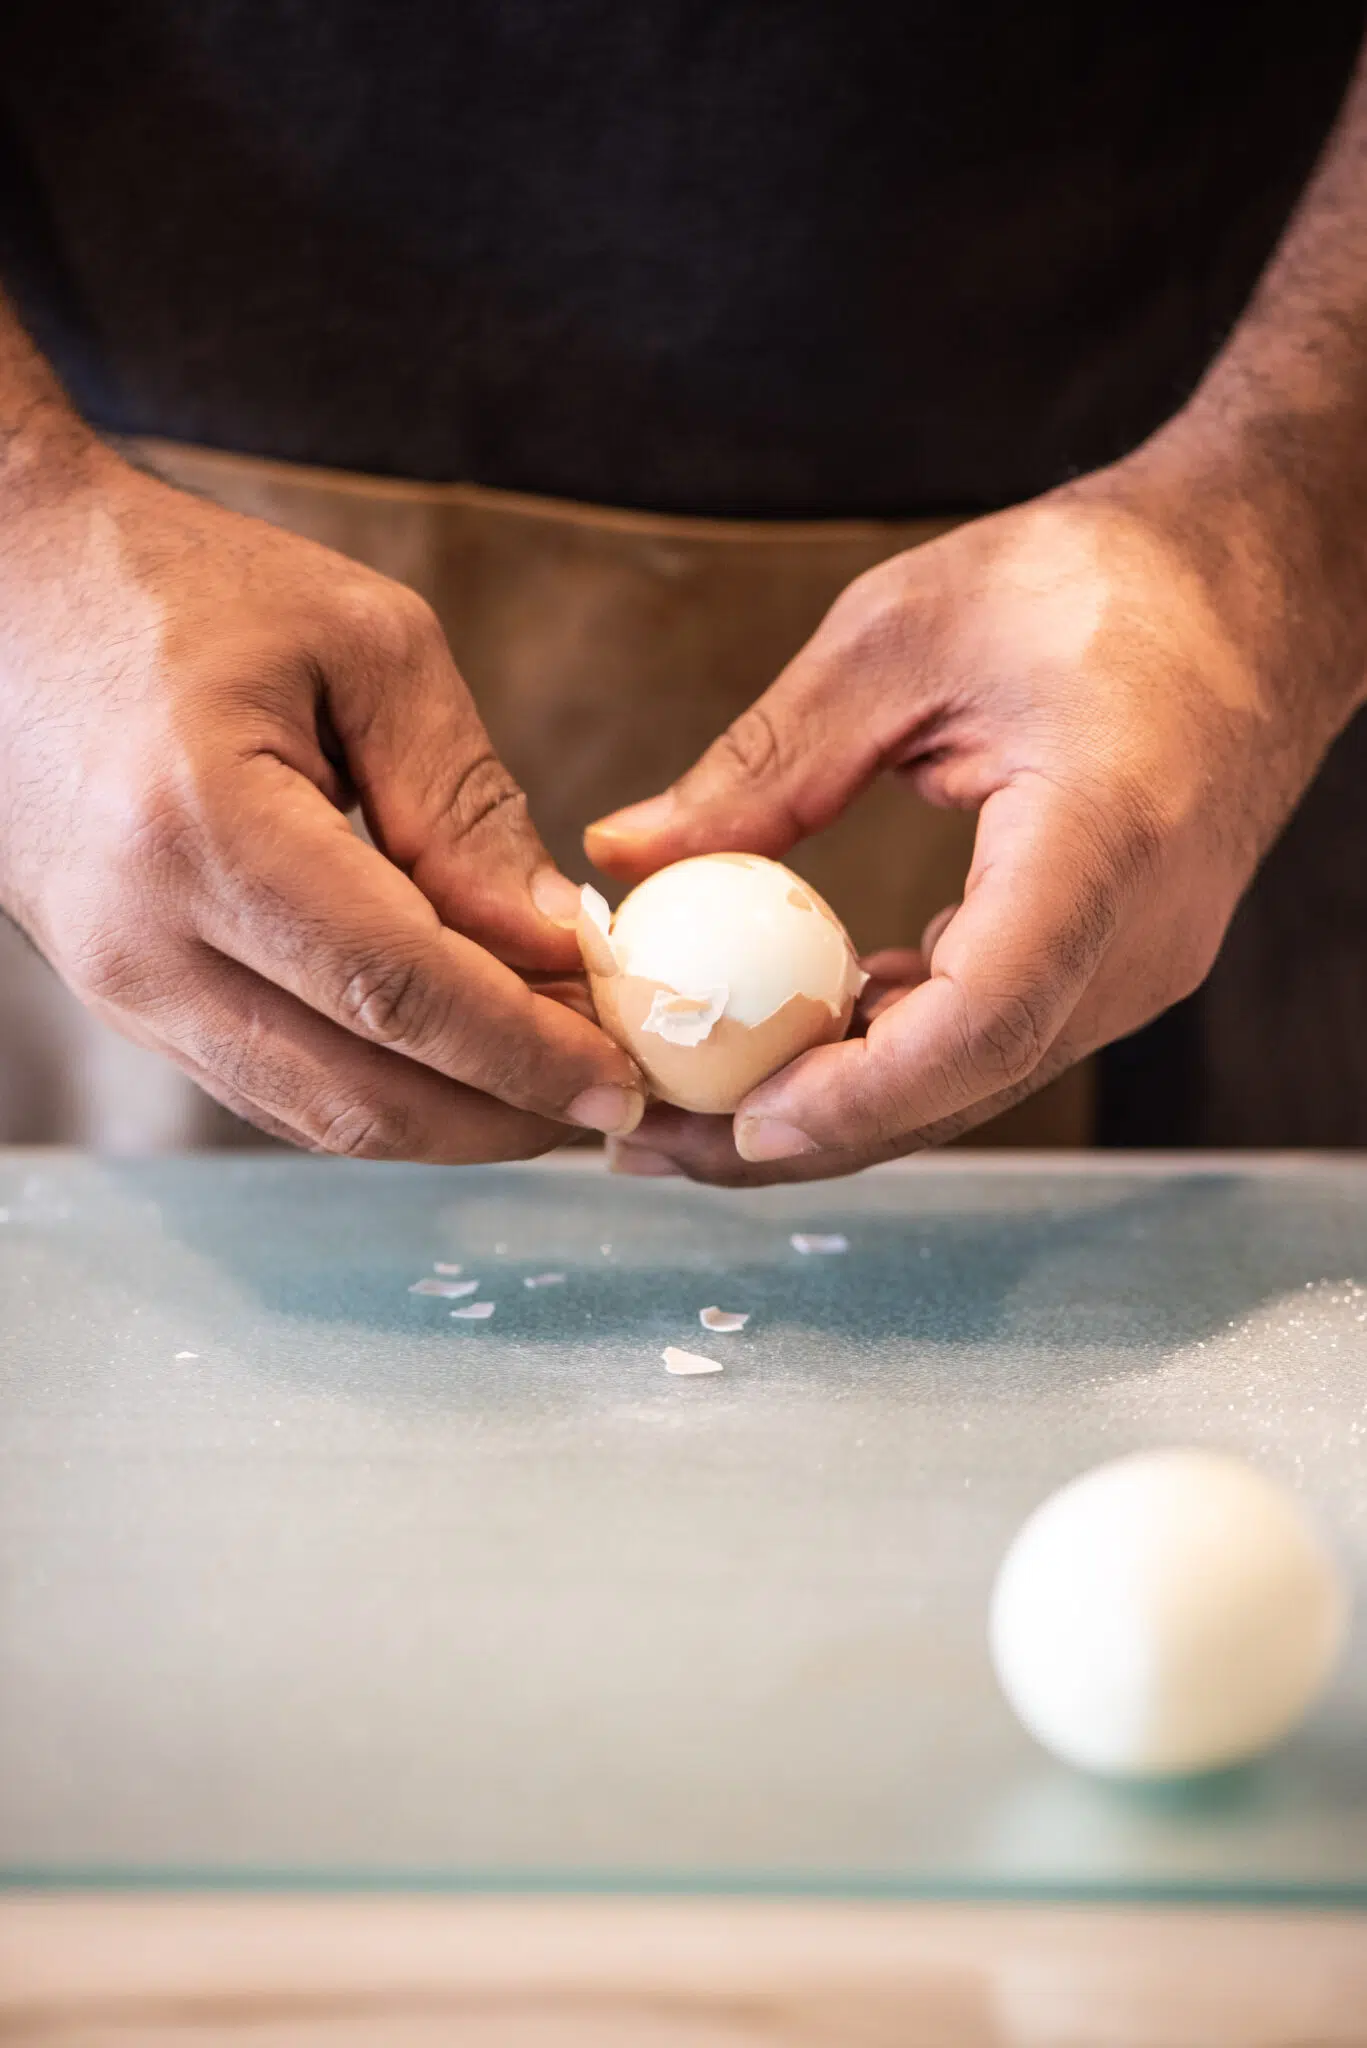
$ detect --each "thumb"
[329,591,582,970]
[731,775,1120,1161]
[584,592,913,881]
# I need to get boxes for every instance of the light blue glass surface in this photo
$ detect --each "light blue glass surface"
[2,1151,1365,1899]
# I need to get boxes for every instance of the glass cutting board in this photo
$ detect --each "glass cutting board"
[2,1152,1365,1901]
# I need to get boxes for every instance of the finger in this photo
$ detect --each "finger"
[919,903,959,958]
[88,993,312,1150]
[584,577,922,880]
[120,944,570,1162]
[856,948,929,1026]
[324,588,583,968]
[860,947,928,983]
[608,1106,904,1188]
[610,1028,1088,1187]
[193,759,646,1135]
[184,1082,307,1150]
[729,776,1124,1160]
[861,981,922,1025]
[651,906,1184,1187]
[523,971,599,1024]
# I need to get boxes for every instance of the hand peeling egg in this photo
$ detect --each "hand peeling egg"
[578,854,865,1114]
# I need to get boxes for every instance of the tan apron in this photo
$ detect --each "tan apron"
[0,441,1090,1148]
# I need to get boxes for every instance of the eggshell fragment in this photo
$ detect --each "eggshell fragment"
[663,1346,724,1376]
[699,1307,749,1332]
[411,1276,479,1298]
[577,885,619,980]
[580,856,862,1114]
[451,1301,496,1320]
[790,1233,849,1255]
[643,985,729,1048]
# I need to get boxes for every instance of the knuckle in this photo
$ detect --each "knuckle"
[311,1095,418,1160]
[63,926,150,1010]
[388,588,447,668]
[441,748,528,844]
[332,948,544,1108]
[332,576,443,673]
[823,560,915,666]
[111,778,201,893]
[1165,924,1224,1006]
[201,1001,280,1104]
[334,952,441,1051]
[193,1067,304,1149]
[957,985,1051,1092]
[709,704,784,789]
[826,559,893,632]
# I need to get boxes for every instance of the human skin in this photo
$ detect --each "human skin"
[0,321,645,1157]
[591,39,1367,1186]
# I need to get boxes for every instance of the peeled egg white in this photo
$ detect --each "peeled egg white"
[578,854,864,1114]
[990,1449,1349,1779]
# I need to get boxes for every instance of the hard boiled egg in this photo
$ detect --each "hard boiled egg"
[578,854,865,1114]
[990,1449,1349,1779]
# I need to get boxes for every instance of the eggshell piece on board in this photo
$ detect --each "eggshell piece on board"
[663,1346,724,1376]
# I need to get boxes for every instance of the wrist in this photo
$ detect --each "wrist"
[0,418,138,635]
[0,398,111,525]
[1092,403,1367,739]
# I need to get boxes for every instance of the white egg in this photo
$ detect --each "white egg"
[990,1449,1348,1779]
[578,854,864,1114]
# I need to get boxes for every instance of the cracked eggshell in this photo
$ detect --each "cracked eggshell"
[579,855,863,1114]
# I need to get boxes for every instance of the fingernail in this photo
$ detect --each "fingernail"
[588,791,677,842]
[567,1084,647,1136]
[607,1142,681,1178]
[531,868,586,929]
[734,1115,820,1163]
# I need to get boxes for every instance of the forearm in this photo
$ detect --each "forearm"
[1197,40,1367,460]
[1129,37,1367,731]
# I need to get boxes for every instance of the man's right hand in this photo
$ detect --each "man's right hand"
[0,430,645,1158]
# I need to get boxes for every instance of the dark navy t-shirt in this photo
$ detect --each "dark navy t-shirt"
[0,2,1361,515]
